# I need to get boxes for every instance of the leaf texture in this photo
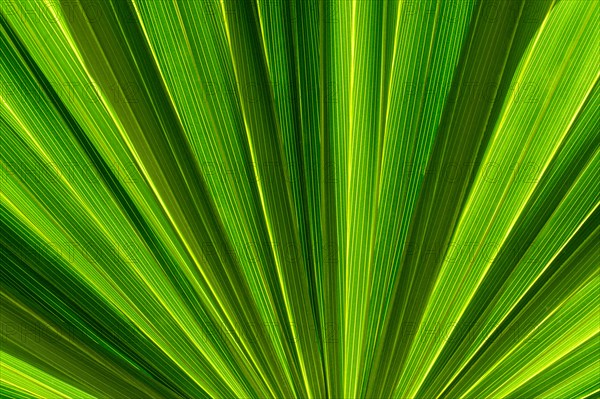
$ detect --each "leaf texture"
[1,0,598,398]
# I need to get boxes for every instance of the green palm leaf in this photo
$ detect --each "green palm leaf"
[1,0,598,398]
